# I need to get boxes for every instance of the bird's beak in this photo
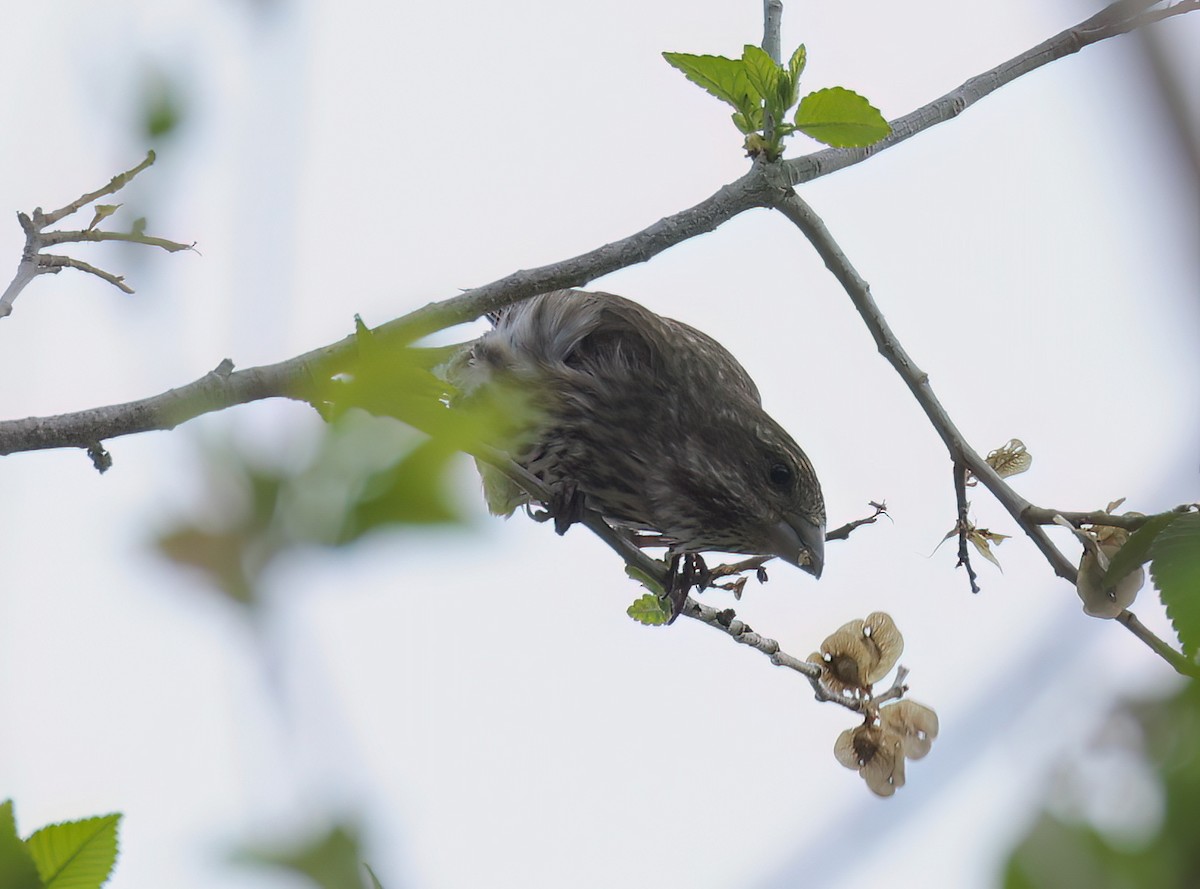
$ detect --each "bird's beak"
[768,514,825,579]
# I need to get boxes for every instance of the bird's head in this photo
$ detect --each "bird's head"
[664,413,826,577]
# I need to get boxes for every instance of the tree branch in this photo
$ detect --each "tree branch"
[770,190,1077,580]
[0,166,780,456]
[769,188,1200,677]
[0,150,193,318]
[778,0,1200,187]
[952,462,981,595]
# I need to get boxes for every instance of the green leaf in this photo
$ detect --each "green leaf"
[86,204,122,232]
[0,802,42,889]
[740,45,781,106]
[731,105,765,135]
[337,438,463,542]
[1100,511,1186,597]
[794,87,891,148]
[26,814,120,889]
[1149,512,1200,658]
[627,592,671,626]
[787,44,807,105]
[238,823,365,889]
[662,52,761,118]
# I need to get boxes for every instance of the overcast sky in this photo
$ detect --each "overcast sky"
[1,2,1198,888]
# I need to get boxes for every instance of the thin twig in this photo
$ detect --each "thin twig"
[1023,504,1194,531]
[39,229,194,253]
[826,501,889,542]
[35,256,133,294]
[1118,610,1200,678]
[683,597,870,712]
[37,150,158,227]
[952,462,981,594]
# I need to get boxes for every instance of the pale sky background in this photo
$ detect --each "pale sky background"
[1,2,1198,888]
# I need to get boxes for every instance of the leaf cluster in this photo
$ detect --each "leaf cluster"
[663,44,889,159]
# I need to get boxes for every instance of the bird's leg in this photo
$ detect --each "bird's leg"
[662,553,710,623]
[547,481,586,536]
[663,553,689,624]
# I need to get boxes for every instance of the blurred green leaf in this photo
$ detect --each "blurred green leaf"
[156,460,286,607]
[1149,511,1200,657]
[794,86,890,147]
[157,526,258,605]
[0,801,42,889]
[1003,679,1200,888]
[27,814,120,889]
[239,823,367,889]
[338,437,462,542]
[142,69,184,139]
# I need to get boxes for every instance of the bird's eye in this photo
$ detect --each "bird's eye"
[768,462,793,489]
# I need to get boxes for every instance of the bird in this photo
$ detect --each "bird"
[449,288,826,582]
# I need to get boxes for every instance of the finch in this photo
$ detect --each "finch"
[451,289,825,577]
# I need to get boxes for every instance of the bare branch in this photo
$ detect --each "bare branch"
[762,0,783,62]
[682,597,871,712]
[1118,610,1200,678]
[1024,504,1195,531]
[826,501,889,542]
[37,150,157,228]
[0,167,779,454]
[36,255,134,294]
[40,229,194,253]
[1,150,192,317]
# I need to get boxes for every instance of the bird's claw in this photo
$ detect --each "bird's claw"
[662,553,710,624]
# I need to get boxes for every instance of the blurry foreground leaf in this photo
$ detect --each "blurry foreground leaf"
[238,823,368,889]
[142,68,184,139]
[156,460,286,607]
[26,814,121,889]
[337,437,461,542]
[1100,510,1183,598]
[1149,511,1200,657]
[1003,679,1200,888]
[0,801,42,889]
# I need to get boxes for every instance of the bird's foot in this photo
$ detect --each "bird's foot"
[529,482,585,535]
[662,553,710,624]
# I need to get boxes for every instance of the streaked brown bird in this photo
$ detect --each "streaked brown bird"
[451,289,825,578]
